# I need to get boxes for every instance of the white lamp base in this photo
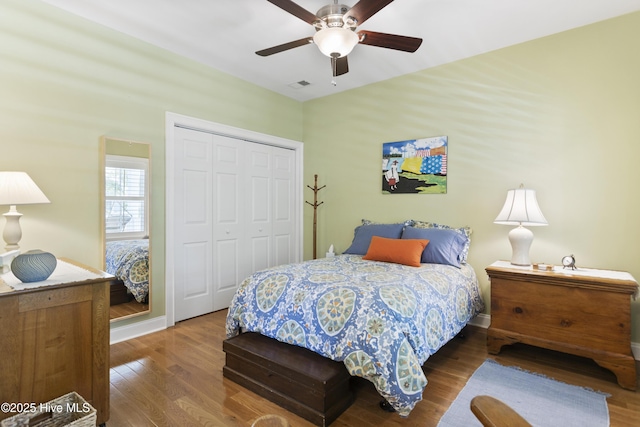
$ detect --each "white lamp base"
[3,205,23,252]
[508,225,534,266]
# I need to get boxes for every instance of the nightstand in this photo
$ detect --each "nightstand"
[486,260,638,390]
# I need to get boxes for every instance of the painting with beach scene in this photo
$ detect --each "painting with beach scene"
[382,136,448,194]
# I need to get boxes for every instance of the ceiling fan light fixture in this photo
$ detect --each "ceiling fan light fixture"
[313,27,358,58]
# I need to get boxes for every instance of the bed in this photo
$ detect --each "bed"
[105,239,149,304]
[226,220,484,417]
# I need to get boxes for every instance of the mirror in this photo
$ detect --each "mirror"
[100,136,151,322]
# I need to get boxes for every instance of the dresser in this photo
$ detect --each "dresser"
[486,261,638,390]
[0,258,116,426]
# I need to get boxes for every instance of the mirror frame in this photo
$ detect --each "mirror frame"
[100,136,152,322]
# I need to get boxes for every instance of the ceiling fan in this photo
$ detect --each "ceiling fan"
[256,0,423,78]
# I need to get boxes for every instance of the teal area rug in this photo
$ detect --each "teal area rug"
[437,359,610,427]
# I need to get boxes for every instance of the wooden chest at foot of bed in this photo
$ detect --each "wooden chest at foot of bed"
[223,332,354,427]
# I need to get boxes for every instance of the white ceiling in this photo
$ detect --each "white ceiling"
[40,0,640,102]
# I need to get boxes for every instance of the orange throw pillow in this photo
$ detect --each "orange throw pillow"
[363,236,429,267]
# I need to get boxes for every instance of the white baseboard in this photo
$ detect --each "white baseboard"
[468,314,639,361]
[468,313,491,329]
[632,342,640,361]
[110,315,167,345]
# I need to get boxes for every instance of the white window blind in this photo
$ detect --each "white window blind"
[105,155,149,238]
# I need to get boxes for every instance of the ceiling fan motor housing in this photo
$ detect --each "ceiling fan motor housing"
[315,4,356,29]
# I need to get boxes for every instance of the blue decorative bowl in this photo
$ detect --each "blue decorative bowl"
[11,250,57,283]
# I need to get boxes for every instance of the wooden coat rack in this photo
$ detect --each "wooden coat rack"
[306,174,326,259]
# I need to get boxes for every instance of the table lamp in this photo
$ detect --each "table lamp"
[0,171,50,251]
[494,184,547,266]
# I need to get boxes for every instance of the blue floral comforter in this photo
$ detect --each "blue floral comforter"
[226,254,484,416]
[105,239,149,303]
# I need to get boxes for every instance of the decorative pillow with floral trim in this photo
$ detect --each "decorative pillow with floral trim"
[412,220,472,263]
[362,219,415,227]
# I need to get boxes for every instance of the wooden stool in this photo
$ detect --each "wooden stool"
[252,414,290,427]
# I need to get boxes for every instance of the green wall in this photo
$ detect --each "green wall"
[0,0,303,326]
[3,0,640,342]
[303,12,640,341]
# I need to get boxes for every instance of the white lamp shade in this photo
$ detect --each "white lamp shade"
[495,185,547,266]
[494,187,547,226]
[313,27,359,58]
[0,172,50,206]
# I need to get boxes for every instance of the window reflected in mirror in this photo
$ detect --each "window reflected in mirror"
[100,137,151,322]
[105,156,148,237]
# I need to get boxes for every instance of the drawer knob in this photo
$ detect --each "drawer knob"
[513,307,523,314]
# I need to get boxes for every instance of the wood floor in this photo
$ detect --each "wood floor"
[108,310,640,426]
[110,300,150,320]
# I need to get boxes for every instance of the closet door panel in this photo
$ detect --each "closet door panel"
[183,170,208,224]
[174,128,214,321]
[182,242,209,298]
[272,146,296,266]
[215,239,241,300]
[246,143,272,271]
[249,237,270,273]
[250,176,270,223]
[212,136,246,311]
[273,234,292,267]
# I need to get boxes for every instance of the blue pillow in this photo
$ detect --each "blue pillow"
[401,226,467,268]
[412,220,472,263]
[343,223,405,255]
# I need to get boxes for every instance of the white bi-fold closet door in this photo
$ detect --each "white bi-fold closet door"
[172,126,297,322]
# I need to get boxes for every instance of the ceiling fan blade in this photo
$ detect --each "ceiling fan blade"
[357,30,422,52]
[331,56,349,77]
[344,0,394,26]
[267,0,318,24]
[256,37,313,56]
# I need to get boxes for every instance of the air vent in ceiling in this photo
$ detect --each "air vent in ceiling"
[288,80,311,89]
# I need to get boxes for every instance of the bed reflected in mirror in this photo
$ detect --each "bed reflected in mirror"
[100,136,151,322]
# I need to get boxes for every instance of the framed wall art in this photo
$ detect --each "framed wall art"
[382,136,448,194]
